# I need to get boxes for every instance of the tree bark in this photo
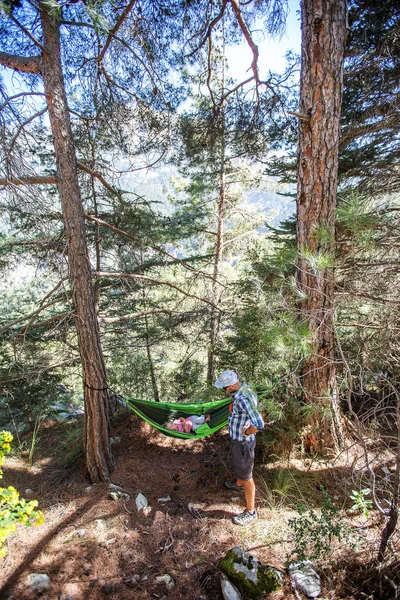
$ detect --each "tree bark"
[0,51,41,73]
[296,0,347,452]
[142,286,160,402]
[40,2,114,481]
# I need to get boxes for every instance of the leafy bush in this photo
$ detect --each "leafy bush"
[350,488,373,518]
[0,431,44,557]
[287,487,355,564]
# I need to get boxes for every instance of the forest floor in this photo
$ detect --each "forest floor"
[0,407,398,600]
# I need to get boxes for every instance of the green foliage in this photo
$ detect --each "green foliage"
[85,1,110,33]
[258,468,320,510]
[336,195,380,242]
[299,247,336,271]
[0,431,44,558]
[169,358,204,402]
[350,488,373,518]
[287,487,355,564]
[0,0,21,15]
[41,0,61,20]
[59,421,84,468]
[28,411,46,466]
[108,351,155,401]
[312,225,335,248]
[0,350,64,431]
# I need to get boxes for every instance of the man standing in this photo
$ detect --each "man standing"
[214,369,264,526]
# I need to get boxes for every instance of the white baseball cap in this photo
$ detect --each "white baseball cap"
[214,370,239,389]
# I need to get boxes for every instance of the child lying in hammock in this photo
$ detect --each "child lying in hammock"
[164,414,210,434]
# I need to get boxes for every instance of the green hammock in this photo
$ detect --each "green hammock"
[126,397,231,439]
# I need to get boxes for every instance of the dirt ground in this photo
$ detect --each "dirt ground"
[0,408,397,600]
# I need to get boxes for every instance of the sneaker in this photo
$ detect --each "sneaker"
[224,481,244,492]
[232,510,257,526]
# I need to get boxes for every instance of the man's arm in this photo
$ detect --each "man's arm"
[243,424,260,436]
[239,396,264,434]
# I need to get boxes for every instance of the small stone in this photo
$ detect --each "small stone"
[155,574,175,591]
[60,582,81,599]
[108,483,123,491]
[76,529,86,537]
[221,574,242,600]
[110,436,121,444]
[84,486,93,493]
[135,493,148,512]
[25,488,33,496]
[157,496,172,503]
[28,573,51,593]
[109,490,130,502]
[124,574,140,588]
[288,561,321,598]
[104,538,117,546]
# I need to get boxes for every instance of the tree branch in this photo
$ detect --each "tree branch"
[0,92,46,112]
[76,161,121,196]
[21,278,69,334]
[0,175,58,186]
[337,292,400,306]
[9,13,45,52]
[98,308,174,324]
[93,271,221,310]
[23,311,73,330]
[0,161,120,189]
[8,107,47,155]
[340,113,400,150]
[86,214,225,287]
[227,0,260,84]
[98,0,137,62]
[0,51,41,74]
[0,298,67,334]
[186,1,227,58]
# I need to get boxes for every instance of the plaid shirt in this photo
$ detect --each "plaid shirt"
[228,383,264,441]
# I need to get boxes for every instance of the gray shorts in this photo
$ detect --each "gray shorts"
[231,439,256,481]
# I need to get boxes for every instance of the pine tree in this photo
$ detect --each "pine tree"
[295,0,347,452]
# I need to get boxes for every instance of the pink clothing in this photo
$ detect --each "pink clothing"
[173,417,193,432]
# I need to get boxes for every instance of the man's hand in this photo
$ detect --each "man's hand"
[242,425,259,436]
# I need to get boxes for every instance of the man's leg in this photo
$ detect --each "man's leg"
[237,478,255,513]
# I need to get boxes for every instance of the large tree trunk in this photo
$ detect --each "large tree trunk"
[40,2,115,481]
[296,0,347,452]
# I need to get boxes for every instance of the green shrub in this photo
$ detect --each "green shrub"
[287,487,355,564]
[0,431,43,557]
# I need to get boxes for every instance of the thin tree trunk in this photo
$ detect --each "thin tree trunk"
[87,125,101,312]
[207,162,225,383]
[142,286,160,402]
[40,2,114,481]
[296,0,347,452]
[207,31,226,384]
[377,387,400,562]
